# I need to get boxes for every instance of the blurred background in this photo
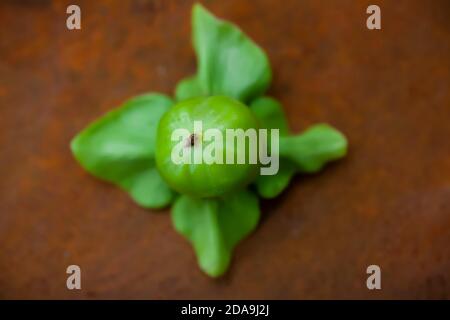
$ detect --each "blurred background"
[0,0,449,299]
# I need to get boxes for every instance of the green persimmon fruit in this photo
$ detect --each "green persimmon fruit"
[155,96,260,198]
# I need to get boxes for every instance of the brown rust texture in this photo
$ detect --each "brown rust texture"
[0,0,449,299]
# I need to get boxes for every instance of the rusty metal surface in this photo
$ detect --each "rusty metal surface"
[0,0,449,299]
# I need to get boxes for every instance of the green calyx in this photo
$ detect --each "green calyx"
[70,3,348,277]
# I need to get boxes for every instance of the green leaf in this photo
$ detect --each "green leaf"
[255,161,296,199]
[71,93,176,209]
[250,96,289,135]
[250,97,294,198]
[124,166,175,208]
[192,3,271,103]
[172,190,260,277]
[175,75,204,101]
[280,123,348,173]
[250,101,347,197]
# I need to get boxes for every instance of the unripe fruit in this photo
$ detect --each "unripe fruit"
[156,96,260,198]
